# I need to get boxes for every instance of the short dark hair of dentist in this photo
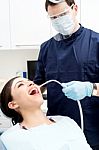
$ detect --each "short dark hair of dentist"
[45,0,75,11]
[0,77,23,125]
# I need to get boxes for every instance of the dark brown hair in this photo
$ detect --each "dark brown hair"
[0,77,23,125]
[45,0,75,11]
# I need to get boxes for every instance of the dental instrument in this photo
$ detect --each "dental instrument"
[40,79,84,131]
[39,79,62,88]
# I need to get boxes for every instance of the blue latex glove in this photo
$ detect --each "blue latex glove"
[62,81,93,101]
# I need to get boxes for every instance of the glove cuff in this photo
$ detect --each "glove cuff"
[87,82,93,97]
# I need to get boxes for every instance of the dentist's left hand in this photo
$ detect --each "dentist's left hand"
[62,81,93,101]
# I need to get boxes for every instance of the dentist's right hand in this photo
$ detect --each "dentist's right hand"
[62,81,93,101]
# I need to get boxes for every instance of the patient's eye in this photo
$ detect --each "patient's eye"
[17,83,24,88]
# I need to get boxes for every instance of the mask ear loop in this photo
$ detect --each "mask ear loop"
[71,3,75,9]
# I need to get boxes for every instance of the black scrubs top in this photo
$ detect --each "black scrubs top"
[34,25,99,147]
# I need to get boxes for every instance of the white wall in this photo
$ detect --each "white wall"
[0,49,39,79]
[81,0,99,32]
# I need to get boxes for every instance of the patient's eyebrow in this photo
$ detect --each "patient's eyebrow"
[14,79,30,89]
[14,80,24,89]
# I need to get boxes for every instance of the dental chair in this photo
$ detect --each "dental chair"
[0,138,7,150]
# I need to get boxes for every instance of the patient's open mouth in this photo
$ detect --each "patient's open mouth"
[29,87,39,95]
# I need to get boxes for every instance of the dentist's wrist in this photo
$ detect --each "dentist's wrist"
[92,83,99,96]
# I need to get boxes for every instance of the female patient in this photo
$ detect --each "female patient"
[0,76,92,150]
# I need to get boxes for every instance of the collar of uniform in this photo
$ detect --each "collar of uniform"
[53,24,83,41]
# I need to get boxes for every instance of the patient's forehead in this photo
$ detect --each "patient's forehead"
[11,77,28,89]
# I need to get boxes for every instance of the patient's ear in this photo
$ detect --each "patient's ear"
[8,101,19,110]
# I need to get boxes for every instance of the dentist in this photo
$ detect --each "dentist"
[34,0,99,149]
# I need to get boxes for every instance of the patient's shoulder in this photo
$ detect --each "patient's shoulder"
[47,115,76,124]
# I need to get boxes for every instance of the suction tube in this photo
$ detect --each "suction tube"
[40,80,84,131]
[39,79,62,88]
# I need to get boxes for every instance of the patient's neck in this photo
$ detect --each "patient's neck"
[20,109,53,129]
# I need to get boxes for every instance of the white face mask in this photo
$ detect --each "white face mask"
[51,13,75,35]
